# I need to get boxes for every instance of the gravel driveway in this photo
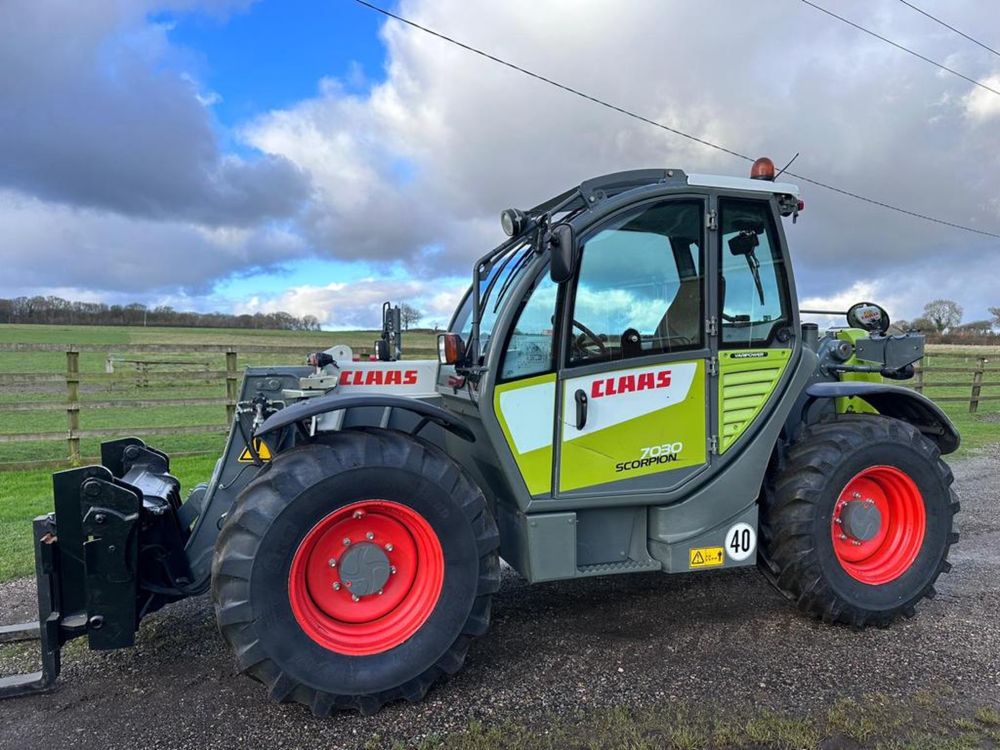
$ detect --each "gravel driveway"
[1,448,998,750]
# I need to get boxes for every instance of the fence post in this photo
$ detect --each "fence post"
[970,357,985,413]
[66,348,81,465]
[913,360,924,394]
[225,349,238,423]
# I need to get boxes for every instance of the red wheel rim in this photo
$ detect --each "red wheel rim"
[288,500,444,655]
[831,465,926,585]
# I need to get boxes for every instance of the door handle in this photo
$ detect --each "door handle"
[574,389,588,430]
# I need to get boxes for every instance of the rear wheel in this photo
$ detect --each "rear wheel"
[212,429,500,715]
[759,415,958,626]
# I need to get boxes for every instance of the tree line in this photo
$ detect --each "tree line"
[896,299,999,340]
[0,296,322,331]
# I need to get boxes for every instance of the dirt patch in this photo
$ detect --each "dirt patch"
[1,448,998,750]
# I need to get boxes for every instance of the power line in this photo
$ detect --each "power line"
[800,0,1000,99]
[352,0,1000,240]
[896,0,1000,60]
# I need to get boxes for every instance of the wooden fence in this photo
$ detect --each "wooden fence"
[0,342,327,471]
[0,344,996,472]
[909,357,1000,413]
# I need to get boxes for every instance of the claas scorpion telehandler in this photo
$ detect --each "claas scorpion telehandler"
[1,159,959,715]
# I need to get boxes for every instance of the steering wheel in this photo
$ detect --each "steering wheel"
[572,319,609,357]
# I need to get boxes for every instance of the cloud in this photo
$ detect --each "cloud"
[234,277,467,329]
[0,0,308,226]
[0,191,307,296]
[241,0,1000,320]
[5,0,1000,327]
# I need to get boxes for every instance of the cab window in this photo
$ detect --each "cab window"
[718,199,789,347]
[499,271,559,380]
[567,199,704,366]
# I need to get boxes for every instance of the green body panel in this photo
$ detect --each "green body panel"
[559,360,707,492]
[493,373,555,496]
[718,349,792,452]
[835,328,880,414]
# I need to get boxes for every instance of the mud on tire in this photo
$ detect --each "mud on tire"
[211,428,500,715]
[758,415,959,627]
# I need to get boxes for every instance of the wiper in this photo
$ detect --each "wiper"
[746,251,765,306]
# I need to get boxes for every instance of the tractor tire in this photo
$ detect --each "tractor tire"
[211,428,500,715]
[758,415,958,627]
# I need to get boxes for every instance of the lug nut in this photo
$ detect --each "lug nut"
[839,533,847,541]
[853,492,861,500]
[351,594,360,603]
[88,615,105,630]
[342,537,351,546]
[390,565,397,575]
[332,582,341,591]
[385,543,394,552]
[865,498,875,505]
[353,510,364,520]
[366,531,374,541]
[377,589,383,596]
[328,558,337,568]
[94,513,107,524]
[852,540,862,546]
[834,518,842,525]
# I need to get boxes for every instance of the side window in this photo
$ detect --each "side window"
[718,199,789,348]
[500,271,559,380]
[568,200,703,366]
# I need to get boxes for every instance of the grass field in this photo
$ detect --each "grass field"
[0,326,997,582]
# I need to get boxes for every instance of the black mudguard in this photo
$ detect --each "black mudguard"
[805,382,960,455]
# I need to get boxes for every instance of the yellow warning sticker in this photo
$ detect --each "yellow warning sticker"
[238,438,273,462]
[689,547,725,568]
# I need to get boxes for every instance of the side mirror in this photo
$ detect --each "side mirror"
[548,223,577,284]
[846,301,890,334]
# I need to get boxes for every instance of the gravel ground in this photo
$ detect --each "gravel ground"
[1,447,998,750]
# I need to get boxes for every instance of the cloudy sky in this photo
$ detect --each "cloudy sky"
[2,0,999,329]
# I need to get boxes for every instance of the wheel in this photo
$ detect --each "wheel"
[211,428,500,715]
[758,415,959,627]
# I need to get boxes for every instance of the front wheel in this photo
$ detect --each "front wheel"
[759,415,959,627]
[211,429,500,715]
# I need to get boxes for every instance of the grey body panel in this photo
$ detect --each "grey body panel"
[255,392,476,442]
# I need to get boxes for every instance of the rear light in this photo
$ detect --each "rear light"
[437,333,466,365]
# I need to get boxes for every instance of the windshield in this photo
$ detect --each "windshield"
[452,238,536,356]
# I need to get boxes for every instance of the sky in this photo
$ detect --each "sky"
[1,0,999,329]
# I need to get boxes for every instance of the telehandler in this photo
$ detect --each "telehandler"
[1,158,959,715]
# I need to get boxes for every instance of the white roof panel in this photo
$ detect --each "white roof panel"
[686,173,800,196]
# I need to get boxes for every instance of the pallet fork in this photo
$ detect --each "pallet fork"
[0,517,68,698]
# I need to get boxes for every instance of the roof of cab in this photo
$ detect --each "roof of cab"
[687,173,799,196]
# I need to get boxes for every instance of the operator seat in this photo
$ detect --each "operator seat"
[654,278,701,344]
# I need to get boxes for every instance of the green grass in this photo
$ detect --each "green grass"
[0,329,997,581]
[355,692,1000,749]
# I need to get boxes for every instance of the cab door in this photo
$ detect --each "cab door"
[715,197,795,453]
[555,197,711,496]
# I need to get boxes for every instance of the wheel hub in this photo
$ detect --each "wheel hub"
[338,542,391,596]
[288,499,445,656]
[831,466,927,585]
[839,500,882,542]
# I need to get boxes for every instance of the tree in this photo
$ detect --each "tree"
[922,299,962,333]
[989,307,1000,328]
[399,303,423,330]
[909,316,935,332]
